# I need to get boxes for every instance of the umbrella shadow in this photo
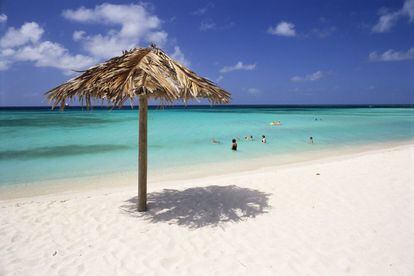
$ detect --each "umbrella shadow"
[121,185,271,229]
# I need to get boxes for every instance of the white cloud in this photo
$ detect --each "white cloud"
[191,3,214,16]
[268,21,296,37]
[82,35,134,60]
[310,26,336,38]
[0,60,9,70]
[72,30,86,41]
[291,71,324,82]
[0,22,96,74]
[145,31,168,45]
[1,48,15,56]
[369,47,414,61]
[308,71,324,81]
[200,20,216,31]
[247,88,260,95]
[219,61,256,73]
[290,76,303,82]
[372,0,414,33]
[199,20,235,32]
[62,3,167,59]
[13,41,96,73]
[372,11,401,32]
[216,75,224,82]
[0,4,185,75]
[0,14,7,23]
[62,7,95,22]
[170,46,190,66]
[0,22,44,48]
[403,0,414,20]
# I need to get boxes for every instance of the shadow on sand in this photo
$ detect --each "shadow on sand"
[121,185,271,228]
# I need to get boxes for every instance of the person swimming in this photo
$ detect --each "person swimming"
[261,135,267,143]
[309,136,314,144]
[211,139,221,144]
[231,138,237,151]
[270,121,282,126]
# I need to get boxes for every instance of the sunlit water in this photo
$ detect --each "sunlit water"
[0,106,413,186]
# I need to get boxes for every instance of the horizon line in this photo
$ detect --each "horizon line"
[1,103,413,109]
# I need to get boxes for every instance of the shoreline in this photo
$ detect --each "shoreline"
[1,139,413,201]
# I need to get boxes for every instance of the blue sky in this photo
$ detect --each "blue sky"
[0,0,413,106]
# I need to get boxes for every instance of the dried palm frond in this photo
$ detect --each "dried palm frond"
[45,45,231,109]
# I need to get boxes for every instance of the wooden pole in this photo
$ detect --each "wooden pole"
[138,95,148,211]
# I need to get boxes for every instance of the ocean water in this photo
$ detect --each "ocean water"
[0,106,413,186]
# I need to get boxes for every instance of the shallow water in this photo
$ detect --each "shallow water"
[0,106,413,186]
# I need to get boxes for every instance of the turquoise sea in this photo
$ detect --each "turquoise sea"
[0,106,413,187]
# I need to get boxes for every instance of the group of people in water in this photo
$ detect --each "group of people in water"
[230,135,267,151]
[212,135,267,151]
[212,119,317,151]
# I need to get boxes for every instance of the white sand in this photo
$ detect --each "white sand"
[1,144,413,276]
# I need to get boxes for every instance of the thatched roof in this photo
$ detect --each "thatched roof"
[45,45,231,109]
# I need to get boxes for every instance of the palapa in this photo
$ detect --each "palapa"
[45,44,231,211]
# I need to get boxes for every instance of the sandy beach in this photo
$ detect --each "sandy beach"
[1,144,413,275]
[1,0,413,275]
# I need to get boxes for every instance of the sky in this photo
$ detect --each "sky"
[0,0,413,106]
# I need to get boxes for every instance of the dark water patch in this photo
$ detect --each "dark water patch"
[0,116,136,128]
[0,144,130,160]
[0,128,18,135]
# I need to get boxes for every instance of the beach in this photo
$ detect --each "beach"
[1,143,413,275]
[2,0,413,274]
